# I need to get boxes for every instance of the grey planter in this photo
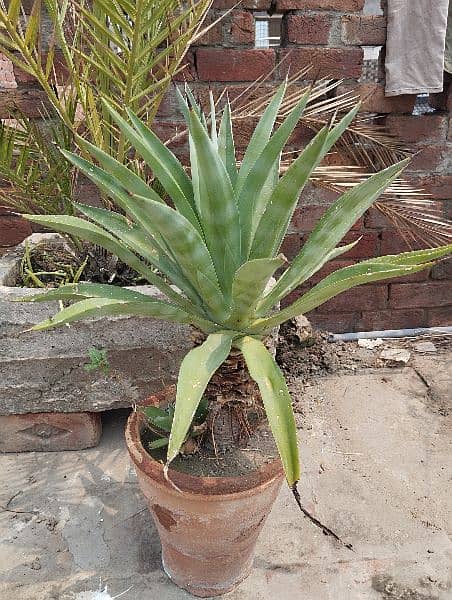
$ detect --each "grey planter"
[0,234,192,419]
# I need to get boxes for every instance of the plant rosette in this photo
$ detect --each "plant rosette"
[19,83,452,595]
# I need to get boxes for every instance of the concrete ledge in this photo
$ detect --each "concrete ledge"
[0,235,192,415]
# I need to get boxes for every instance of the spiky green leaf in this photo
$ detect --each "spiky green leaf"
[227,256,285,328]
[188,108,241,293]
[254,260,437,332]
[31,297,206,331]
[258,158,410,314]
[167,333,233,464]
[238,336,299,486]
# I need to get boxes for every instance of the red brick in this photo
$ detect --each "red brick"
[213,0,269,7]
[0,53,16,89]
[73,180,103,206]
[153,121,189,147]
[5,0,35,13]
[292,205,363,232]
[430,257,452,280]
[341,15,386,45]
[277,0,364,10]
[339,232,379,258]
[192,14,223,46]
[279,48,363,80]
[371,202,444,235]
[288,122,317,145]
[13,50,69,85]
[156,88,180,119]
[389,282,451,308]
[336,83,416,114]
[284,283,387,312]
[429,78,452,112]
[429,90,452,113]
[310,311,359,333]
[381,268,430,284]
[0,88,52,118]
[406,145,449,173]
[291,205,327,232]
[426,307,452,327]
[380,230,419,255]
[197,48,275,82]
[280,234,302,262]
[445,200,452,220]
[300,182,339,205]
[230,11,255,44]
[315,284,388,312]
[405,175,452,199]
[364,207,392,229]
[0,214,32,247]
[286,14,334,46]
[358,309,426,331]
[385,115,448,144]
[0,412,102,452]
[173,52,197,82]
[232,117,259,148]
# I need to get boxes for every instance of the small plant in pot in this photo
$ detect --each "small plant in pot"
[19,84,452,596]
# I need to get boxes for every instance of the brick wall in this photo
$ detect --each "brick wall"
[0,0,451,332]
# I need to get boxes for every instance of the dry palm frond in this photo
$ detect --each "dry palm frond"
[232,69,411,169]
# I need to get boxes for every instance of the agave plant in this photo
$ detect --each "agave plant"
[20,83,451,493]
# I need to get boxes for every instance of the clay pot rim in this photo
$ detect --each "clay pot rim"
[125,387,284,500]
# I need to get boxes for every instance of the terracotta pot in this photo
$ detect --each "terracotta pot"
[125,387,284,597]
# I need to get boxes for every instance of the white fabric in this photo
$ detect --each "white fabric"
[385,0,450,96]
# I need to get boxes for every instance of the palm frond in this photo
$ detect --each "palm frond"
[0,114,74,214]
[306,165,452,247]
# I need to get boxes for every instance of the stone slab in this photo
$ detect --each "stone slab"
[0,411,102,452]
[0,361,451,599]
[0,236,192,415]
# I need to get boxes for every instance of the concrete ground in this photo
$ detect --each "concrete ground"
[1,354,451,600]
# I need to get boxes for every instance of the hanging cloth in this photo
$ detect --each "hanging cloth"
[385,0,450,96]
[445,1,452,74]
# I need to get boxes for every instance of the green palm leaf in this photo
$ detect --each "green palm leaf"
[238,336,300,487]
[23,214,196,314]
[18,282,161,303]
[188,108,241,293]
[235,81,287,195]
[130,195,227,321]
[237,91,310,257]
[74,203,203,307]
[250,106,360,262]
[227,257,285,329]
[31,297,210,332]
[253,260,436,333]
[218,99,238,187]
[166,333,233,464]
[258,158,410,314]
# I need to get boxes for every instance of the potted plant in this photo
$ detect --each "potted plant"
[18,85,451,596]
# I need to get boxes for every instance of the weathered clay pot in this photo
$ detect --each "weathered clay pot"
[125,387,284,597]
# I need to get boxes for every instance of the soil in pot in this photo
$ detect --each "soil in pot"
[15,237,145,288]
[142,422,278,478]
